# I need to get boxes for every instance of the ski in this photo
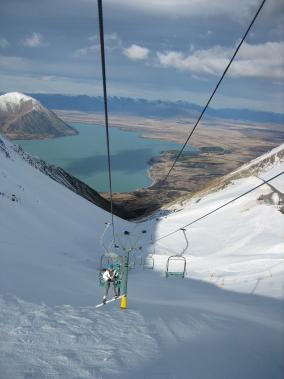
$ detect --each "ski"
[95,296,122,308]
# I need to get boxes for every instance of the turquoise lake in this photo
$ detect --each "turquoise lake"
[15,123,184,193]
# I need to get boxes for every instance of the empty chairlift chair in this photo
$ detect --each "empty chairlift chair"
[166,256,187,278]
[143,254,155,270]
[135,247,144,267]
[128,254,136,270]
[143,232,156,270]
[135,255,144,266]
[166,228,188,278]
[121,230,147,270]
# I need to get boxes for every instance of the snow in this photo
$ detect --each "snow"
[233,142,284,172]
[0,92,43,113]
[152,174,284,298]
[0,135,284,378]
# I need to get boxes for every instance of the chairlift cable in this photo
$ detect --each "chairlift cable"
[162,0,267,183]
[97,0,115,242]
[154,170,284,243]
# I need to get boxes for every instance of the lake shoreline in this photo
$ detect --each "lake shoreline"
[15,110,284,217]
[15,121,183,195]
[54,110,284,216]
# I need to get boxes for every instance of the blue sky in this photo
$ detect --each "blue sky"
[0,0,283,112]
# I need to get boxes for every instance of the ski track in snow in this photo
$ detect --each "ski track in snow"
[0,136,284,378]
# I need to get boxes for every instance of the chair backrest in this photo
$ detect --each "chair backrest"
[166,255,187,278]
[143,255,154,270]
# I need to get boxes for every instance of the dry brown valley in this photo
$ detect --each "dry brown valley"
[56,110,284,217]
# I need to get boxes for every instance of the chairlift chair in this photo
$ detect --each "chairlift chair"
[100,253,112,271]
[166,255,187,278]
[165,228,188,278]
[99,258,122,294]
[120,230,148,270]
[143,254,155,270]
[133,246,144,267]
[99,223,123,292]
[99,222,121,269]
[99,252,122,271]
[143,239,155,270]
[135,255,144,266]
[128,255,136,270]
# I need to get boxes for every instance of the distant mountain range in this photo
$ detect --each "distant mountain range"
[0,92,77,140]
[26,93,284,124]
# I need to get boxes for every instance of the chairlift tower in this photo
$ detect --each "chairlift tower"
[120,229,147,309]
[120,231,130,309]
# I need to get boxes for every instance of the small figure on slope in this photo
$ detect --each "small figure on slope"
[102,265,119,304]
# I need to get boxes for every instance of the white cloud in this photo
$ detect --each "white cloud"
[106,0,267,20]
[88,34,98,42]
[157,46,229,75]
[123,44,150,60]
[157,41,284,80]
[0,38,9,49]
[74,33,122,57]
[76,35,150,61]
[82,0,281,19]
[200,30,214,39]
[23,33,46,48]
[101,0,284,34]
[0,55,28,70]
[192,74,209,82]
[88,33,119,43]
[73,44,100,57]
[41,75,57,81]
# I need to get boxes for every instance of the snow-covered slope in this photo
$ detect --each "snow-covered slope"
[0,92,77,139]
[151,143,284,298]
[0,134,130,303]
[0,137,283,379]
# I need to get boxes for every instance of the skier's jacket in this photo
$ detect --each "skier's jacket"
[103,269,119,282]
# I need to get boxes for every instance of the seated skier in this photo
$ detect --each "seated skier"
[102,265,119,304]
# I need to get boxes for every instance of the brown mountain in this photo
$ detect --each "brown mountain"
[0,92,77,140]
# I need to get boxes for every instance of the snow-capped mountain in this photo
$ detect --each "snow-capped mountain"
[0,92,77,140]
[0,136,283,379]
